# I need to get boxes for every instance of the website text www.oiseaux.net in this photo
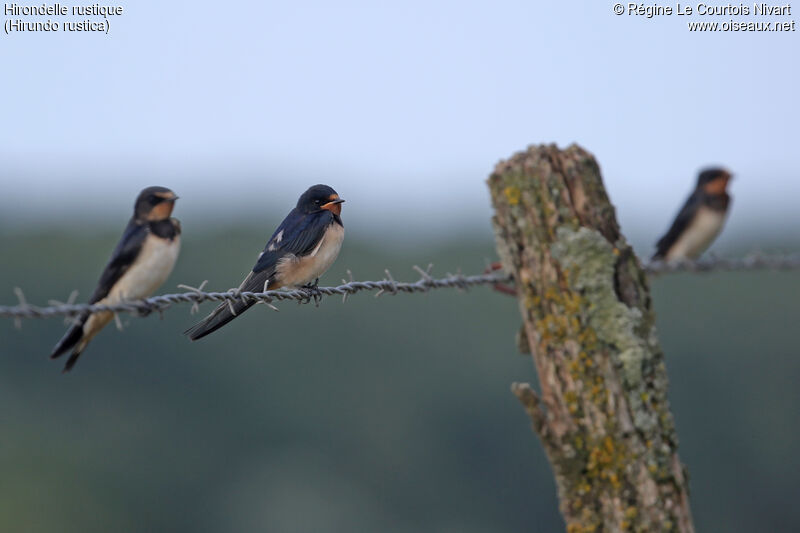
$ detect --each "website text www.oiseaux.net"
[687,19,795,30]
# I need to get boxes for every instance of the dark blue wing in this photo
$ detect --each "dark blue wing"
[253,209,334,273]
[88,220,148,303]
[653,191,701,259]
[183,209,335,341]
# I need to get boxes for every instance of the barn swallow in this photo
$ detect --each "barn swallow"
[50,187,181,372]
[184,184,345,341]
[653,168,732,261]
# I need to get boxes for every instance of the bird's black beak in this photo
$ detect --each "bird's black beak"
[321,198,344,208]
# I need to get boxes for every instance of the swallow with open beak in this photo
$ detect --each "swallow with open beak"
[653,168,732,261]
[49,186,181,372]
[184,184,345,341]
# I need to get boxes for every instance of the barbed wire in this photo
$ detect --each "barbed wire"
[644,252,800,274]
[2,253,800,322]
[0,266,510,323]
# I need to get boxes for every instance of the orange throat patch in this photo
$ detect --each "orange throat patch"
[703,177,729,195]
[322,203,342,216]
[321,194,343,216]
[147,201,175,221]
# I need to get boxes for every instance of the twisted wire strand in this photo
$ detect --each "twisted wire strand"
[0,268,511,321]
[644,253,800,274]
[2,253,800,321]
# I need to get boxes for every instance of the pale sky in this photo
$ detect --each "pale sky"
[2,1,798,252]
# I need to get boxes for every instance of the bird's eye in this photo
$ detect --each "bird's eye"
[315,199,321,204]
[149,195,160,205]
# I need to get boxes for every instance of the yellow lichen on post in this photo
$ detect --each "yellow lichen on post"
[489,144,694,533]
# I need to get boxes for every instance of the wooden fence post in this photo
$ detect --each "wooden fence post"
[488,144,694,533]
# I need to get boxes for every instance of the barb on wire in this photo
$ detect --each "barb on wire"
[0,268,512,321]
[2,252,800,321]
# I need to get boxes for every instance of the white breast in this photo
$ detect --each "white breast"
[666,207,727,260]
[104,235,181,303]
[309,223,345,277]
[275,223,344,288]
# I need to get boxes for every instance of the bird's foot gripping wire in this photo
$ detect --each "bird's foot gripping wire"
[300,279,323,306]
[136,307,154,318]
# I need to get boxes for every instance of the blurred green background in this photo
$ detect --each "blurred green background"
[1,225,799,533]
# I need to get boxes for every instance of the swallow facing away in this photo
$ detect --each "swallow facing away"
[653,168,732,261]
[50,187,181,372]
[184,184,345,341]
